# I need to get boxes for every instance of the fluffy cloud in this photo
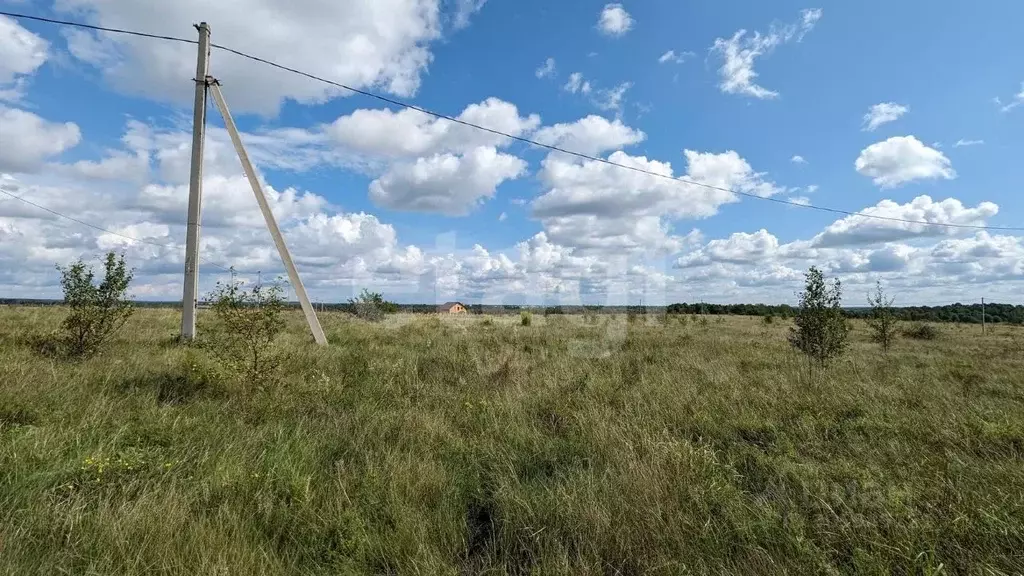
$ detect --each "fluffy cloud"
[54,0,483,114]
[811,195,998,248]
[677,229,780,267]
[535,57,556,79]
[327,97,539,158]
[532,148,782,254]
[0,107,82,173]
[711,8,821,99]
[855,136,955,187]
[368,146,527,215]
[862,102,909,131]
[532,115,645,156]
[0,16,48,101]
[671,194,1021,303]
[325,98,537,214]
[929,233,1024,281]
[597,4,634,37]
[791,155,806,164]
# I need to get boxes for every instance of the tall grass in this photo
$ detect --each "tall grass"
[1,308,1023,574]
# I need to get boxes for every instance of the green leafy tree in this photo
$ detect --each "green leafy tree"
[55,252,134,357]
[788,266,849,367]
[205,274,285,387]
[348,289,398,322]
[866,280,899,352]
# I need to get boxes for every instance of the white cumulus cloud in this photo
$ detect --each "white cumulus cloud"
[855,136,955,188]
[327,97,539,158]
[533,115,645,157]
[0,106,82,173]
[54,0,481,115]
[369,146,527,216]
[0,15,49,102]
[811,195,997,248]
[597,3,634,37]
[532,147,782,254]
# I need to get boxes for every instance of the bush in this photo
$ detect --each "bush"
[762,315,775,325]
[789,266,849,367]
[204,275,285,388]
[54,252,134,357]
[867,281,900,352]
[520,311,532,326]
[348,289,397,323]
[904,324,939,340]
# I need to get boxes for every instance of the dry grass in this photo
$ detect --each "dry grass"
[1,307,1023,574]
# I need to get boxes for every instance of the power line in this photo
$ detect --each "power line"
[0,10,196,44]
[209,46,1024,232]
[0,188,233,272]
[4,9,1024,233]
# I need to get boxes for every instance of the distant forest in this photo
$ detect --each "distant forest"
[4,299,1022,325]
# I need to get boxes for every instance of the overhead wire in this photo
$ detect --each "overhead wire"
[2,8,1024,233]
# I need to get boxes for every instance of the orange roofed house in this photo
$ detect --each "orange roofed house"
[438,302,468,314]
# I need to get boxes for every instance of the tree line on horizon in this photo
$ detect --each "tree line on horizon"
[4,298,1022,325]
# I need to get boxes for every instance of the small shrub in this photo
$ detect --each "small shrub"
[698,316,710,329]
[867,281,899,352]
[53,252,134,357]
[904,324,939,340]
[348,288,397,323]
[481,318,494,327]
[762,315,774,325]
[520,311,532,326]
[204,275,285,389]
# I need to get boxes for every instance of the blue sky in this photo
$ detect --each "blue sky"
[0,0,1022,305]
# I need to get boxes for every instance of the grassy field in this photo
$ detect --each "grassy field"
[1,307,1023,575]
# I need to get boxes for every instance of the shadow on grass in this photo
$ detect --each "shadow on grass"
[118,371,226,405]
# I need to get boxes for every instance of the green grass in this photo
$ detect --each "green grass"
[1,307,1023,575]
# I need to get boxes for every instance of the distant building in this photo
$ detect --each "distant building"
[438,301,468,314]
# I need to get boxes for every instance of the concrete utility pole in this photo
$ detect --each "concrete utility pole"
[180,22,211,341]
[208,82,328,345]
[982,297,986,334]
